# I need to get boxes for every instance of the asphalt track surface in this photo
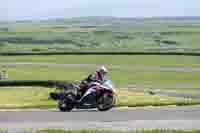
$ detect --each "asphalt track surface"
[0,105,200,131]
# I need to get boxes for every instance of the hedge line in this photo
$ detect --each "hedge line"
[0,80,74,89]
[1,51,200,56]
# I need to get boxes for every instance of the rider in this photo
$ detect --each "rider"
[77,65,108,103]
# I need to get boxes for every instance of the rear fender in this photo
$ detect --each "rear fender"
[49,92,65,100]
[65,92,76,102]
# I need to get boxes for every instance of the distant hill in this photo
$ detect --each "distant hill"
[2,16,200,25]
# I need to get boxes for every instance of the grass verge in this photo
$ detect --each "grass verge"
[117,90,200,107]
[137,88,200,94]
[1,66,200,86]
[1,55,200,67]
[0,87,200,109]
[37,129,200,133]
[1,129,200,133]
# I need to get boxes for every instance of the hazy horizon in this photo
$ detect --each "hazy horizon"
[2,0,200,21]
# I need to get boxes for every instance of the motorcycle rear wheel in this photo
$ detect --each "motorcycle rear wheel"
[58,94,75,112]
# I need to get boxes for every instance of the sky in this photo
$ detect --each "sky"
[1,0,200,21]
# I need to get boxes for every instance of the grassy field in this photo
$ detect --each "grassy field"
[1,21,200,52]
[1,129,200,133]
[141,88,200,93]
[0,86,200,109]
[1,66,200,85]
[1,20,200,109]
[0,87,55,109]
[0,55,200,67]
[1,55,200,87]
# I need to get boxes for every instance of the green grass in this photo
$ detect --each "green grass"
[37,129,200,133]
[0,87,56,109]
[1,66,200,85]
[0,55,200,67]
[117,90,200,107]
[0,86,200,109]
[1,22,200,52]
[1,129,200,133]
[140,88,200,93]
[1,54,200,88]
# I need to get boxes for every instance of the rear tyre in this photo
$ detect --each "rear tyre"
[58,94,75,112]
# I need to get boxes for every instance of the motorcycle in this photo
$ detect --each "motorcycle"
[50,80,117,112]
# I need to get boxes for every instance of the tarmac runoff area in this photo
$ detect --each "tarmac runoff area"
[0,105,200,131]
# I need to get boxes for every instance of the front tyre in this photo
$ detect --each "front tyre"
[96,95,115,111]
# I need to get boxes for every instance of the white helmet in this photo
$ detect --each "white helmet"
[96,65,108,76]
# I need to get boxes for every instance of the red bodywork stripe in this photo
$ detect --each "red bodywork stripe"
[104,91,112,97]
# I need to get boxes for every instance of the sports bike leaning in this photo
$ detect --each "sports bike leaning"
[50,80,117,112]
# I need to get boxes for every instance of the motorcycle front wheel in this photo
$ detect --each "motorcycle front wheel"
[96,95,115,111]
